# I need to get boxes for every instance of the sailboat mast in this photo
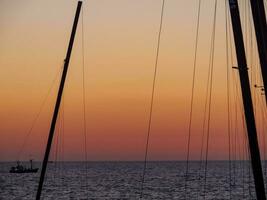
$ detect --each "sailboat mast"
[228,0,266,199]
[249,0,267,103]
[36,2,82,200]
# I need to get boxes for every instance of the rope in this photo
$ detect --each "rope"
[53,111,61,172]
[197,68,211,199]
[233,73,238,187]
[197,37,212,199]
[203,1,217,199]
[196,1,215,196]
[258,89,267,175]
[226,6,239,196]
[60,94,65,186]
[140,0,165,198]
[52,94,64,187]
[81,5,89,198]
[248,0,254,88]
[54,103,63,184]
[225,1,232,198]
[17,64,63,160]
[242,2,249,196]
[184,0,202,198]
[260,98,267,176]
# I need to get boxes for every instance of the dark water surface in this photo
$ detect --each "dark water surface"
[0,161,261,199]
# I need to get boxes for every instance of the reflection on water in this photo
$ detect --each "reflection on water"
[0,161,260,199]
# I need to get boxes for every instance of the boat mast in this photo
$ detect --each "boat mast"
[228,0,266,199]
[249,0,267,103]
[36,2,82,200]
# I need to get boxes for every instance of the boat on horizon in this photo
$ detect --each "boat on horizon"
[9,159,39,173]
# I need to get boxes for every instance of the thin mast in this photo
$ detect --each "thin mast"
[228,0,266,199]
[36,2,82,200]
[250,0,267,104]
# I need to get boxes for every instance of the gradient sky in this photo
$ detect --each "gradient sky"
[0,0,266,161]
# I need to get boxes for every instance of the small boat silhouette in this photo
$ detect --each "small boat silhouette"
[10,159,38,173]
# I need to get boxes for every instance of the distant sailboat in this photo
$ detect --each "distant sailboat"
[9,159,38,173]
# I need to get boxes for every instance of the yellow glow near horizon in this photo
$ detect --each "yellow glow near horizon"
[0,0,265,161]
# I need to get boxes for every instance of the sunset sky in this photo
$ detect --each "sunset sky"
[0,0,266,161]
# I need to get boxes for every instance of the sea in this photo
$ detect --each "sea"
[0,161,262,199]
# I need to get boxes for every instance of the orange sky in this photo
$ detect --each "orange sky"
[0,0,266,161]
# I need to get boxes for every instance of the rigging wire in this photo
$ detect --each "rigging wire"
[53,102,63,184]
[242,2,248,197]
[197,42,213,199]
[258,94,266,175]
[231,51,245,192]
[60,95,65,187]
[184,0,202,198]
[53,111,60,177]
[233,72,238,187]
[140,0,165,198]
[226,6,250,197]
[235,74,254,198]
[228,3,255,194]
[225,1,232,198]
[197,55,212,199]
[247,2,254,198]
[253,29,267,174]
[17,64,63,160]
[203,1,217,199]
[255,66,267,175]
[196,1,216,195]
[81,5,89,198]
[260,98,267,176]
[248,0,254,88]
[51,83,65,186]
[239,3,254,196]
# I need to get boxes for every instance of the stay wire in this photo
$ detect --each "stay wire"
[140,0,165,198]
[184,0,202,198]
[17,64,63,160]
[203,1,217,199]
[243,2,249,196]
[197,53,212,199]
[60,94,65,186]
[53,111,60,176]
[53,102,63,184]
[81,6,89,198]
[225,1,232,198]
[226,4,240,193]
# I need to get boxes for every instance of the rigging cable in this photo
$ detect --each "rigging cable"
[245,2,254,196]
[196,1,216,195]
[60,95,65,187]
[53,103,63,185]
[259,96,267,176]
[81,5,89,198]
[247,1,254,197]
[140,0,165,198]
[197,50,212,200]
[255,68,267,175]
[233,71,238,187]
[51,80,65,187]
[17,64,63,160]
[184,0,202,198]
[53,111,60,178]
[227,7,248,197]
[203,1,217,199]
[225,1,232,198]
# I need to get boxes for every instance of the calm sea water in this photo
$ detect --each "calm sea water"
[0,161,263,199]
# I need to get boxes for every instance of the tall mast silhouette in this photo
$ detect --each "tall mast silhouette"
[36,2,82,199]
[228,0,266,199]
